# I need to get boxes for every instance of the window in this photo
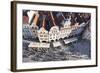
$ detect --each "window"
[44,35,48,37]
[40,35,43,37]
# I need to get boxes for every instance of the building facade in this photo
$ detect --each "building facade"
[30,13,39,38]
[38,27,49,42]
[49,26,60,42]
[23,25,33,39]
[38,15,49,42]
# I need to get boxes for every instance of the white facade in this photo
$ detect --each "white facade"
[49,26,60,42]
[63,16,71,27]
[64,19,71,28]
[60,27,72,39]
[30,13,39,38]
[71,23,79,30]
[60,27,66,39]
[30,24,38,38]
[38,27,49,42]
[60,19,72,39]
[65,27,72,37]
[60,17,72,38]
[70,23,86,36]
